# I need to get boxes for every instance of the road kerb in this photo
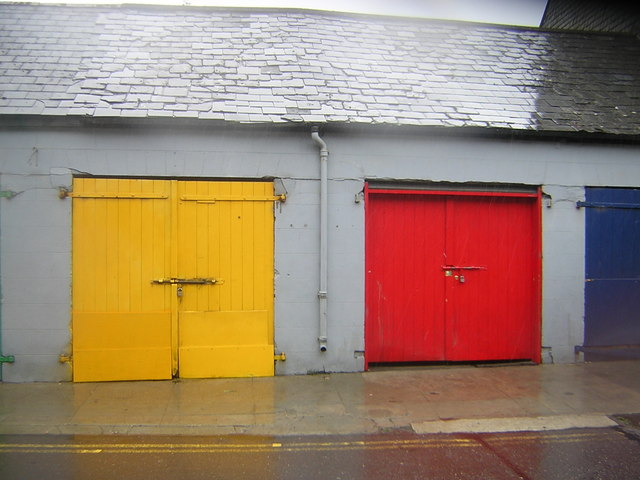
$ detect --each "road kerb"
[411,414,618,434]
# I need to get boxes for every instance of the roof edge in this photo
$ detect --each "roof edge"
[2,114,639,145]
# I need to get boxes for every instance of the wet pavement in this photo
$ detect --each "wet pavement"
[1,428,640,480]
[1,361,640,436]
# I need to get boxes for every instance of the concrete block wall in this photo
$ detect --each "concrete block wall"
[0,122,639,381]
[274,177,365,375]
[539,185,586,363]
[0,173,72,381]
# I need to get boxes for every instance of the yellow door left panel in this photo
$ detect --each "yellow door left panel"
[72,178,172,382]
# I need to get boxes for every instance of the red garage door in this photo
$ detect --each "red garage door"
[365,186,541,366]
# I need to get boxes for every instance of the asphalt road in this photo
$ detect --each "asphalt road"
[2,427,640,480]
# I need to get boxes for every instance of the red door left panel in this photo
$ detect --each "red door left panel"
[365,193,447,363]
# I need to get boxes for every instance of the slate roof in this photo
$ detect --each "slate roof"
[1,3,640,135]
[541,0,640,36]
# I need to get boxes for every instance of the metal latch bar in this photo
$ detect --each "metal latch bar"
[152,278,224,285]
[441,265,487,271]
[576,201,640,210]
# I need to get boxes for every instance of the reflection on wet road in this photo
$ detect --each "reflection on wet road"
[1,428,639,479]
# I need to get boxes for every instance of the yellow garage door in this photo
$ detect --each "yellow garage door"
[72,178,277,382]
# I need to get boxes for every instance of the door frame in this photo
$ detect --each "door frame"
[364,183,542,368]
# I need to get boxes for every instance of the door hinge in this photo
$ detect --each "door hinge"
[59,354,72,364]
[180,194,286,203]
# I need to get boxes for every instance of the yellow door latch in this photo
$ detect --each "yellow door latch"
[151,278,224,285]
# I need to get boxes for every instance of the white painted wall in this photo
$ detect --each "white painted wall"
[1,122,638,381]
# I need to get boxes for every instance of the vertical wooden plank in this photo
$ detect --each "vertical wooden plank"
[364,184,372,369]
[144,180,159,310]
[242,182,255,311]
[129,180,142,312]
[230,181,243,312]
[198,180,210,312]
[218,182,232,312]
[92,178,107,312]
[264,183,275,341]
[72,178,89,312]
[205,182,220,312]
[103,180,117,313]
[533,188,542,364]
[116,179,130,312]
[169,180,179,376]
[177,180,194,311]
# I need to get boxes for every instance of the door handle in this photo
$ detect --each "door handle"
[151,278,224,285]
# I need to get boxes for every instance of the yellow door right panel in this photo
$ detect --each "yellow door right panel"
[177,181,275,378]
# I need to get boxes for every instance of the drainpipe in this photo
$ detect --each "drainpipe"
[311,127,328,352]
[0,190,17,380]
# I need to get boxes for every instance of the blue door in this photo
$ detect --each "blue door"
[583,188,640,360]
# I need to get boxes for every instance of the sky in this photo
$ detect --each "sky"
[8,0,549,27]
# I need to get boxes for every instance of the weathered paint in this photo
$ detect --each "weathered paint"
[72,178,275,382]
[365,187,541,365]
[0,124,639,381]
[583,187,640,359]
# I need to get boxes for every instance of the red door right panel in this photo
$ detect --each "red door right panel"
[365,189,540,366]
[445,196,539,361]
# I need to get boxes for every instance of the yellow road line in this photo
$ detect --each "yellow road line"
[0,439,473,454]
[0,431,615,455]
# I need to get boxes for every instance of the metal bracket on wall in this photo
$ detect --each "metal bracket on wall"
[59,354,72,364]
[58,186,71,199]
[0,355,15,364]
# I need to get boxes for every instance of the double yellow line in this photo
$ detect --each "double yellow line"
[0,431,610,455]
